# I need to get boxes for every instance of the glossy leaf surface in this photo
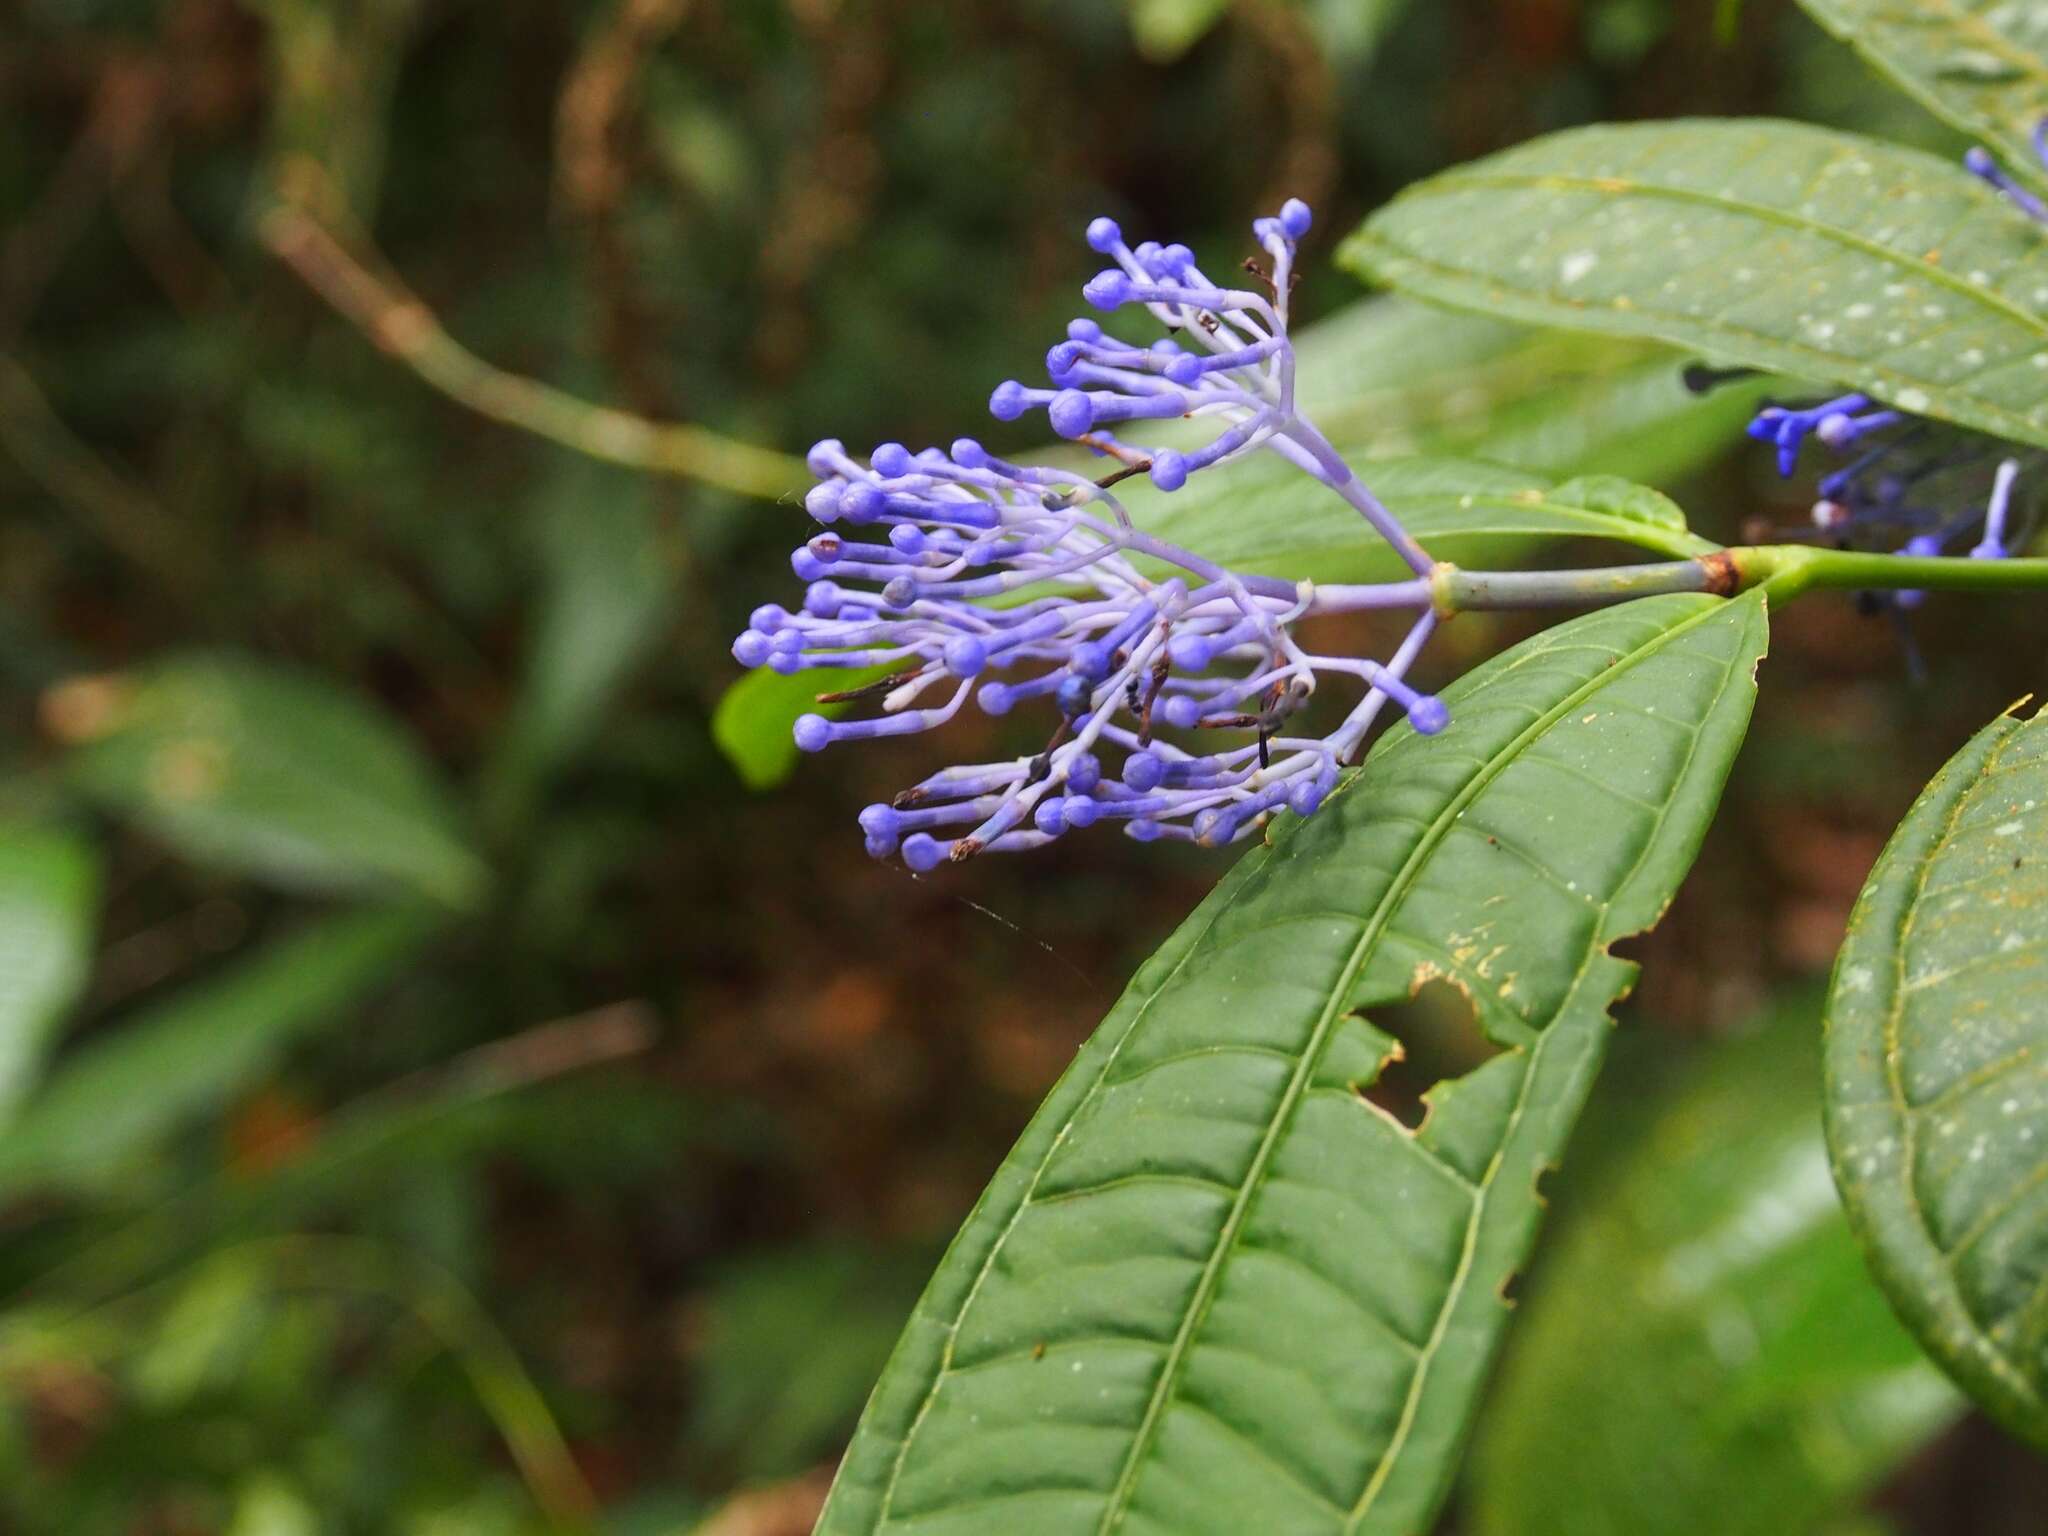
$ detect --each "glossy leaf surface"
[818,590,1770,1536]
[1473,999,1960,1536]
[1796,0,2048,203]
[1344,119,2048,449]
[1826,704,2048,1448]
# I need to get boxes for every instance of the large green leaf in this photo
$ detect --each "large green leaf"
[1825,703,2048,1448]
[1796,0,2048,203]
[817,590,1770,1536]
[55,654,486,906]
[0,822,99,1123]
[1225,295,1768,481]
[0,904,438,1198]
[1472,998,1961,1536]
[1343,119,2048,450]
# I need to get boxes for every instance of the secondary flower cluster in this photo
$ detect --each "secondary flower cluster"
[732,201,1446,867]
[1749,389,2032,581]
[1734,125,2048,589]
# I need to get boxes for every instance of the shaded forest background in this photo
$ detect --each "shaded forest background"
[3,0,2045,1530]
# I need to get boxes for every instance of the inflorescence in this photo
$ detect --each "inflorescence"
[732,200,1449,868]
[1726,125,2048,603]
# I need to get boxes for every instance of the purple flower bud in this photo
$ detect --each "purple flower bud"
[859,804,900,838]
[1056,675,1093,717]
[750,603,788,633]
[1086,217,1122,253]
[1150,450,1189,492]
[842,483,885,522]
[806,532,841,563]
[1067,318,1103,343]
[944,637,988,677]
[1123,751,1165,792]
[804,580,844,616]
[732,630,773,667]
[1127,818,1164,843]
[1049,389,1096,438]
[793,714,832,752]
[989,381,1030,421]
[864,831,898,859]
[1287,780,1324,816]
[805,481,844,522]
[901,833,944,872]
[1409,695,1450,735]
[889,524,927,554]
[1064,795,1101,828]
[1066,753,1102,794]
[1033,798,1066,835]
[1047,341,1086,382]
[1070,641,1112,680]
[1280,199,1312,240]
[806,439,844,476]
[1084,270,1133,311]
[1161,695,1202,730]
[872,441,913,476]
[977,681,1015,715]
[951,437,990,467]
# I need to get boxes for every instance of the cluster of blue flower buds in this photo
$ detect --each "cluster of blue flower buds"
[733,201,1448,867]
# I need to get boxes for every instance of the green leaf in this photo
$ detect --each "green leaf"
[1272,296,1770,481]
[1796,0,2048,202]
[1825,702,2048,1449]
[0,822,98,1122]
[693,1244,930,1481]
[1125,0,1230,62]
[1129,455,1714,586]
[0,904,438,1198]
[1471,998,1961,1536]
[496,461,674,797]
[1343,119,2048,449]
[818,590,1770,1536]
[1300,0,1417,67]
[56,654,487,906]
[713,660,898,792]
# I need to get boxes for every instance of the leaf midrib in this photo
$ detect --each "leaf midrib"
[1089,595,1744,1535]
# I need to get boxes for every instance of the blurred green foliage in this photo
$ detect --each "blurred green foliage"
[1,0,2044,1530]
